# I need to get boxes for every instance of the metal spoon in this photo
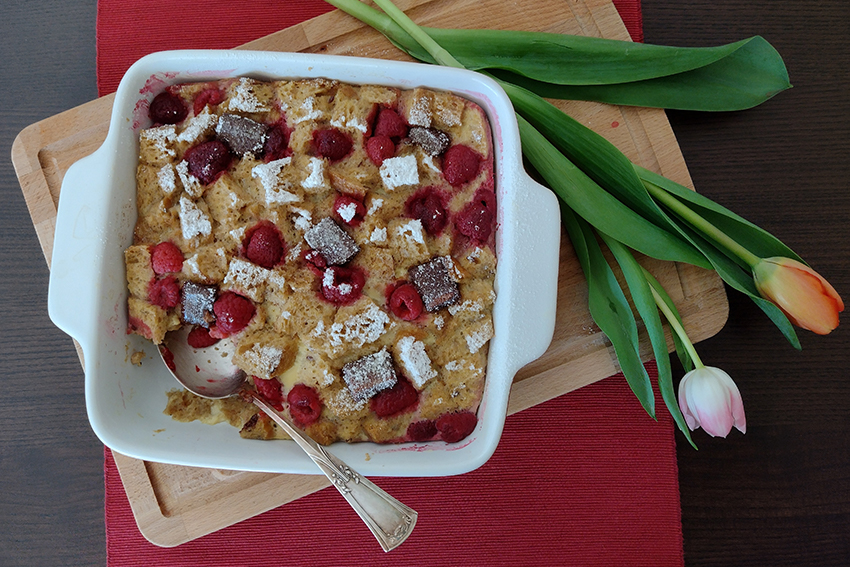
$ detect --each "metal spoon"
[159,326,417,552]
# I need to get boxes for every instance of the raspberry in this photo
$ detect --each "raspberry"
[442,144,481,187]
[312,128,352,161]
[370,376,418,418]
[373,107,408,139]
[320,266,365,305]
[192,87,224,116]
[128,316,153,340]
[263,123,289,161]
[244,223,284,268]
[302,248,327,276]
[333,195,366,227]
[405,187,448,236]
[254,377,285,411]
[388,283,424,321]
[184,140,232,185]
[288,384,323,426]
[436,411,478,443]
[212,292,255,335]
[186,326,219,349]
[148,276,180,309]
[365,135,395,166]
[159,345,176,372]
[456,199,494,242]
[150,241,183,274]
[149,91,188,125]
[407,419,437,442]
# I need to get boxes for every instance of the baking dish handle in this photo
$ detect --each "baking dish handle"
[47,149,113,351]
[502,172,561,373]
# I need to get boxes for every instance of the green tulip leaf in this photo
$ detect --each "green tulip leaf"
[324,0,789,111]
[490,36,789,111]
[561,206,655,418]
[517,116,710,268]
[601,234,696,448]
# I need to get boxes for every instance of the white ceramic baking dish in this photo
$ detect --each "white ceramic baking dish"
[48,49,560,477]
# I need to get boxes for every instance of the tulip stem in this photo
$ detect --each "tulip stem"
[645,270,705,368]
[643,180,761,269]
[370,0,466,68]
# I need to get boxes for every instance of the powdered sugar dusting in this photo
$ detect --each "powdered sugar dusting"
[245,345,284,378]
[466,319,494,354]
[178,196,211,240]
[176,160,203,198]
[252,158,299,205]
[409,95,431,127]
[327,385,368,415]
[325,302,390,354]
[294,96,323,124]
[290,207,312,232]
[369,227,387,243]
[141,125,177,159]
[177,109,218,143]
[337,202,358,223]
[367,198,384,216]
[228,78,269,112]
[341,348,397,401]
[157,164,177,195]
[302,157,328,190]
[379,155,419,190]
[223,258,270,300]
[448,299,485,316]
[396,218,426,245]
[396,335,437,389]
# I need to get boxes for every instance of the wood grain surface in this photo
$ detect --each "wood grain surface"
[1,0,848,565]
[11,0,727,547]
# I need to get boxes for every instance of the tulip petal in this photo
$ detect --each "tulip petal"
[754,257,843,335]
[677,366,746,438]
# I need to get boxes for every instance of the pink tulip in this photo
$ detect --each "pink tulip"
[753,257,844,335]
[678,366,746,438]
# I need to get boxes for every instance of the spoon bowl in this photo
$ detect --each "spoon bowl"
[161,326,245,398]
[158,328,417,552]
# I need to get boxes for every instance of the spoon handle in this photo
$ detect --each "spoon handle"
[251,396,417,552]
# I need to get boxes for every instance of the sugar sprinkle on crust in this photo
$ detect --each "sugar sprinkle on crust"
[396,335,437,389]
[228,77,270,113]
[379,155,419,190]
[178,196,211,240]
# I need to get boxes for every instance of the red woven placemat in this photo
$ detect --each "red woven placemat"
[98,2,683,565]
[105,364,683,566]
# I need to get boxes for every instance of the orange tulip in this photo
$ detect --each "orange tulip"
[753,257,844,335]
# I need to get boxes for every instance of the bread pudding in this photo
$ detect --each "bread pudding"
[125,76,497,445]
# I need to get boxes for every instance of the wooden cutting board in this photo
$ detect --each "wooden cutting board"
[12,0,728,547]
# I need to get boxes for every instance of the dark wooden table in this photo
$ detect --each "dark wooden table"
[2,1,847,565]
